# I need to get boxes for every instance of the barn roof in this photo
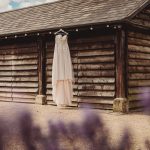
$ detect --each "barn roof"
[0,0,149,36]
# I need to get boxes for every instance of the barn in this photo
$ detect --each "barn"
[0,0,149,112]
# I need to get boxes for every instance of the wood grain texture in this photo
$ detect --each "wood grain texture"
[128,30,150,110]
[0,41,38,102]
[115,28,127,98]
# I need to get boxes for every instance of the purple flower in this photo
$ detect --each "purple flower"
[117,129,132,150]
[19,112,36,150]
[140,88,150,114]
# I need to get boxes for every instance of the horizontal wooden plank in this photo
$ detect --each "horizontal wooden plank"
[78,56,114,64]
[129,59,150,66]
[0,71,37,77]
[70,43,114,51]
[78,97,113,104]
[131,18,150,28]
[128,37,150,47]
[0,48,37,55]
[129,73,150,80]
[0,92,12,98]
[0,87,12,92]
[129,100,144,109]
[0,59,38,66]
[12,93,36,99]
[13,77,38,82]
[70,35,114,44]
[0,65,37,71]
[129,52,150,60]
[128,93,148,102]
[78,91,115,97]
[0,53,38,61]
[128,45,150,54]
[0,87,38,93]
[0,82,38,88]
[0,43,36,50]
[77,64,115,70]
[12,82,38,88]
[75,50,114,57]
[128,80,150,87]
[128,95,141,101]
[78,70,115,77]
[0,77,38,82]
[78,78,115,84]
[128,32,150,41]
[129,66,150,73]
[128,87,150,94]
[0,97,12,101]
[12,88,38,93]
[136,13,150,21]
[78,84,115,90]
[0,77,12,81]
[0,92,36,99]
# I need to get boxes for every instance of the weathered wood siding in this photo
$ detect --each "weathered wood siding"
[130,4,150,28]
[128,31,150,110]
[46,31,115,109]
[46,42,54,104]
[0,40,38,103]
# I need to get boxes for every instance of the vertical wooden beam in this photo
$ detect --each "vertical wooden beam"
[36,35,46,105]
[113,26,128,112]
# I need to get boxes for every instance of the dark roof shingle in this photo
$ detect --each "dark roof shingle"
[0,0,149,35]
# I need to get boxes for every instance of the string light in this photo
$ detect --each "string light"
[90,27,93,30]
[106,25,110,28]
[37,33,40,36]
[118,25,122,29]
[76,29,79,32]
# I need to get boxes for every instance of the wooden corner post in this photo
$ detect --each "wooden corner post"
[113,26,128,113]
[36,35,47,105]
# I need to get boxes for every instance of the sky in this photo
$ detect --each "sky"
[0,0,57,12]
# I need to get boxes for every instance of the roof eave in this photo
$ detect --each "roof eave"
[124,0,150,22]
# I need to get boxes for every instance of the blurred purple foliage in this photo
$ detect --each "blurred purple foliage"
[0,91,149,150]
[141,88,150,114]
[0,111,135,150]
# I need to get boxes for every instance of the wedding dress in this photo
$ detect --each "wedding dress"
[52,34,74,106]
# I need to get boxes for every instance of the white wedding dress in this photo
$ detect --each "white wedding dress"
[52,34,74,107]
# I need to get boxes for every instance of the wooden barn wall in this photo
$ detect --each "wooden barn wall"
[0,38,38,103]
[46,30,116,109]
[127,30,150,110]
[130,4,150,28]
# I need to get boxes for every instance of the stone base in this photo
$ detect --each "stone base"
[35,95,46,105]
[113,98,128,113]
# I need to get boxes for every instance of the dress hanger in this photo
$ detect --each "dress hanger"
[54,29,68,35]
